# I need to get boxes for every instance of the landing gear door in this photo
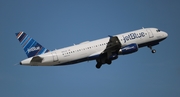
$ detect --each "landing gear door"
[146,29,154,38]
[51,52,58,62]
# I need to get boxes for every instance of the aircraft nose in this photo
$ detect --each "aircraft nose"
[163,32,168,38]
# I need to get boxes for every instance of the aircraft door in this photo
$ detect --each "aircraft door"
[51,52,58,62]
[146,29,154,38]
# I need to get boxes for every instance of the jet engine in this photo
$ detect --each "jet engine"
[119,43,138,55]
[109,53,118,60]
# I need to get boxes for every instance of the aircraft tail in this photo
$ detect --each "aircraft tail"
[15,32,50,58]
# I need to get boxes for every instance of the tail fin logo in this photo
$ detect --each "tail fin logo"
[27,46,40,53]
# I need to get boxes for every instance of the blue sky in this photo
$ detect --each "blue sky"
[0,0,180,97]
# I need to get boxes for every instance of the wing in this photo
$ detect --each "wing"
[104,35,121,55]
[96,36,121,68]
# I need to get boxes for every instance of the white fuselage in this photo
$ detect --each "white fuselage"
[20,28,168,66]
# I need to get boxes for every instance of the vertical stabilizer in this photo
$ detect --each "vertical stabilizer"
[15,32,50,58]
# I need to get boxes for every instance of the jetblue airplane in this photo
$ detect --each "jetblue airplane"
[16,28,168,69]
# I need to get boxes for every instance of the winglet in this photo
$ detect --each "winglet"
[108,35,113,38]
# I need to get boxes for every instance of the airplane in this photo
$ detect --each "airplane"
[15,28,168,69]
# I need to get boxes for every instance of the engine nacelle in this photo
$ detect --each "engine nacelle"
[119,43,138,55]
[109,54,118,60]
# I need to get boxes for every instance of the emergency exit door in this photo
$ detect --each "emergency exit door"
[51,52,58,62]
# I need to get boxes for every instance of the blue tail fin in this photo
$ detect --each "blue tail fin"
[15,32,50,58]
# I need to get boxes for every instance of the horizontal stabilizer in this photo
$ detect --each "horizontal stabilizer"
[31,56,43,63]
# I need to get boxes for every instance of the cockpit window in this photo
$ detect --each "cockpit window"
[156,29,161,32]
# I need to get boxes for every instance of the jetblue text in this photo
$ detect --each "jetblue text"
[123,32,145,43]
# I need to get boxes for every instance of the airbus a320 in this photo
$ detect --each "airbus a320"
[15,28,168,69]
